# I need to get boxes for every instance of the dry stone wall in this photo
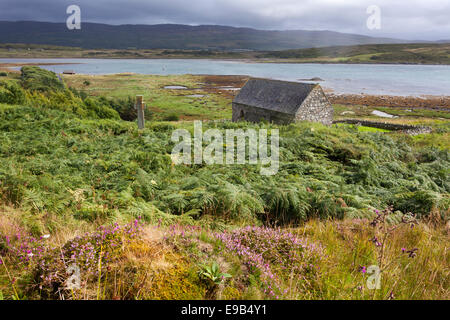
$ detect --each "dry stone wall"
[295,87,333,125]
[333,119,432,135]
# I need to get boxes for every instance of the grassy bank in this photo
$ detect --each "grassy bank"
[257,43,450,64]
[0,67,448,300]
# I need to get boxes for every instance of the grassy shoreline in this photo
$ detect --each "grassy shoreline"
[1,42,450,65]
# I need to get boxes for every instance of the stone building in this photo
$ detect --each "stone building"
[232,78,333,125]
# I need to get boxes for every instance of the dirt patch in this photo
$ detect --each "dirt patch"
[201,75,248,88]
[200,75,248,99]
[147,106,164,113]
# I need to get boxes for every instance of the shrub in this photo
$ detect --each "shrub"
[0,72,8,77]
[394,190,442,217]
[26,90,88,117]
[20,66,65,92]
[69,87,88,100]
[163,113,180,121]
[30,220,143,298]
[216,226,325,299]
[83,97,120,120]
[0,80,27,105]
[107,96,137,121]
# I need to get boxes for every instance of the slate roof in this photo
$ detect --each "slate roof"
[233,78,318,115]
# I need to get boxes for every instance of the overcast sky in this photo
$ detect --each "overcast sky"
[0,0,449,40]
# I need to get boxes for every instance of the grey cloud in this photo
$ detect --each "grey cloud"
[0,0,449,40]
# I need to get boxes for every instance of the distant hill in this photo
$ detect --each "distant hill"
[0,21,417,51]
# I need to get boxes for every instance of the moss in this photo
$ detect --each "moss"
[147,256,207,300]
[220,286,242,300]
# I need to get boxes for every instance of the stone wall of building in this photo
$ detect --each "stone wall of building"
[295,86,334,125]
[232,102,294,124]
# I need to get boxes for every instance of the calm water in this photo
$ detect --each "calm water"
[3,58,450,96]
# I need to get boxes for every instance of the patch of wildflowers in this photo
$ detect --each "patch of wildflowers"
[215,226,325,299]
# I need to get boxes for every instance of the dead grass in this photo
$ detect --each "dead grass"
[293,219,449,300]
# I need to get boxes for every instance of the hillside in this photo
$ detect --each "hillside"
[0,68,448,300]
[258,43,450,64]
[0,21,414,51]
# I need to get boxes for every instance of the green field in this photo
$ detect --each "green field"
[0,67,448,300]
[62,73,234,121]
